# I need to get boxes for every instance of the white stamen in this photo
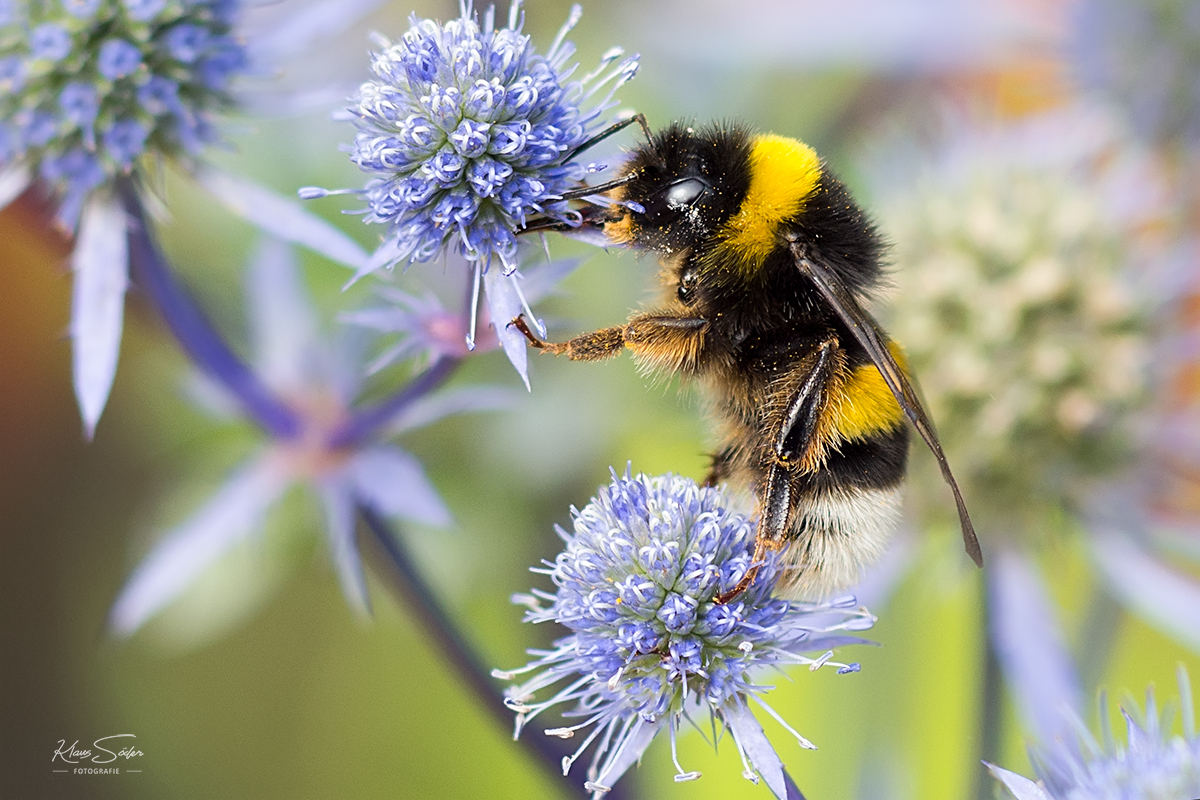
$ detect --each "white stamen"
[545,727,575,739]
[583,781,611,794]
[738,641,753,653]
[465,261,482,350]
[809,650,834,671]
[510,592,543,611]
[547,4,582,59]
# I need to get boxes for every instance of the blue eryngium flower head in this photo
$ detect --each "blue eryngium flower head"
[496,469,875,800]
[344,0,638,272]
[0,0,246,227]
[989,667,1200,800]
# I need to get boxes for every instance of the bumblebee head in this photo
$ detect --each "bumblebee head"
[603,122,753,255]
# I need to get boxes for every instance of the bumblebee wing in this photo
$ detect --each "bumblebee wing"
[789,241,983,568]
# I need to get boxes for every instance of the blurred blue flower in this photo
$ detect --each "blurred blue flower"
[108,238,505,636]
[497,469,874,799]
[988,667,1200,800]
[1,0,250,226]
[0,0,389,439]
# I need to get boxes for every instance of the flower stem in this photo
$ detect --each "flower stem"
[117,177,302,439]
[328,356,460,449]
[974,575,1005,800]
[357,505,632,800]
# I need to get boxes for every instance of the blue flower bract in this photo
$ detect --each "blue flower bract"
[498,469,874,800]
[347,0,638,270]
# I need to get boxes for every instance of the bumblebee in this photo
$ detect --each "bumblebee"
[516,118,982,601]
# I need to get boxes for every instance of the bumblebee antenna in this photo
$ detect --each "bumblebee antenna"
[555,172,638,201]
[563,113,651,162]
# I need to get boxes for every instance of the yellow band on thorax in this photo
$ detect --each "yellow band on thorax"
[715,134,821,272]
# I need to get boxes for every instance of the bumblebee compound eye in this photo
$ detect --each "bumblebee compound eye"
[642,177,710,221]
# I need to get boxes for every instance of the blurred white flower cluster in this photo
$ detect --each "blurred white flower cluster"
[879,111,1163,524]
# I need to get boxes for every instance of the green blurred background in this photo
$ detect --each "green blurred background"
[3,0,1200,798]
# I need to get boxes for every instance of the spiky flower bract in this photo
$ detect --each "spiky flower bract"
[497,469,874,800]
[344,0,637,273]
[0,0,247,228]
[989,667,1200,800]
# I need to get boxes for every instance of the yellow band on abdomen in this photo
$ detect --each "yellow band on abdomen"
[830,342,908,441]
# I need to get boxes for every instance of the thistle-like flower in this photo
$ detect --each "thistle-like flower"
[108,238,507,639]
[0,0,252,436]
[0,0,381,437]
[316,0,638,381]
[497,469,874,799]
[989,667,1200,800]
[0,0,246,227]
[342,0,636,272]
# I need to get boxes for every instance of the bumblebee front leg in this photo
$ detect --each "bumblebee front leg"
[716,338,840,604]
[511,312,710,369]
[510,315,627,361]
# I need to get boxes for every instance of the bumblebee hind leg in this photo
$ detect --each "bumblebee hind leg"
[715,338,840,604]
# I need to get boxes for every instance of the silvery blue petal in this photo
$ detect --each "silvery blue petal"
[317,475,371,617]
[723,701,788,800]
[70,196,128,439]
[109,454,290,636]
[1087,528,1200,653]
[179,370,241,420]
[345,237,404,287]
[349,445,451,526]
[989,549,1082,742]
[198,169,370,272]
[0,164,31,211]
[589,717,664,798]
[482,267,529,389]
[245,237,319,395]
[515,257,583,304]
[559,224,617,249]
[985,762,1053,800]
[384,385,517,435]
